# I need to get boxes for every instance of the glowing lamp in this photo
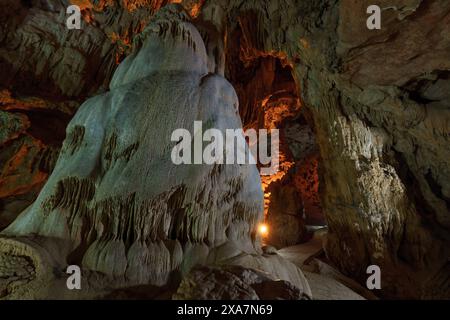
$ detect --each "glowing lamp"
[258,223,269,237]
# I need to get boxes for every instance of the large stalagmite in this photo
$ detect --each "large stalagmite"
[0,5,310,299]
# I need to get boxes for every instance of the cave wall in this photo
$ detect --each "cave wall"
[0,0,449,299]
[282,0,445,298]
[206,0,450,298]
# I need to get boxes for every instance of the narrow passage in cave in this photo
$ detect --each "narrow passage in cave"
[225,22,326,250]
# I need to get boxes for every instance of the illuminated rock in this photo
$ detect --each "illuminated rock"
[0,4,310,299]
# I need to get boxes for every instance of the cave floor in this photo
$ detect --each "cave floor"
[278,229,376,300]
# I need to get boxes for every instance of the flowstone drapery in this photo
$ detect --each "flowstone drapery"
[0,5,310,299]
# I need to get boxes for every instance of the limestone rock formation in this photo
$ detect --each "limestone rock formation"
[1,0,449,300]
[174,265,310,300]
[0,4,310,299]
[0,0,166,226]
[205,0,450,299]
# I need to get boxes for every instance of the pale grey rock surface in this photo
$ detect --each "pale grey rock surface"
[0,4,310,299]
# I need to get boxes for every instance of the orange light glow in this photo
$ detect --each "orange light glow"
[258,223,269,237]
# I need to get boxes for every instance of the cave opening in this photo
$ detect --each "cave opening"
[225,21,325,249]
